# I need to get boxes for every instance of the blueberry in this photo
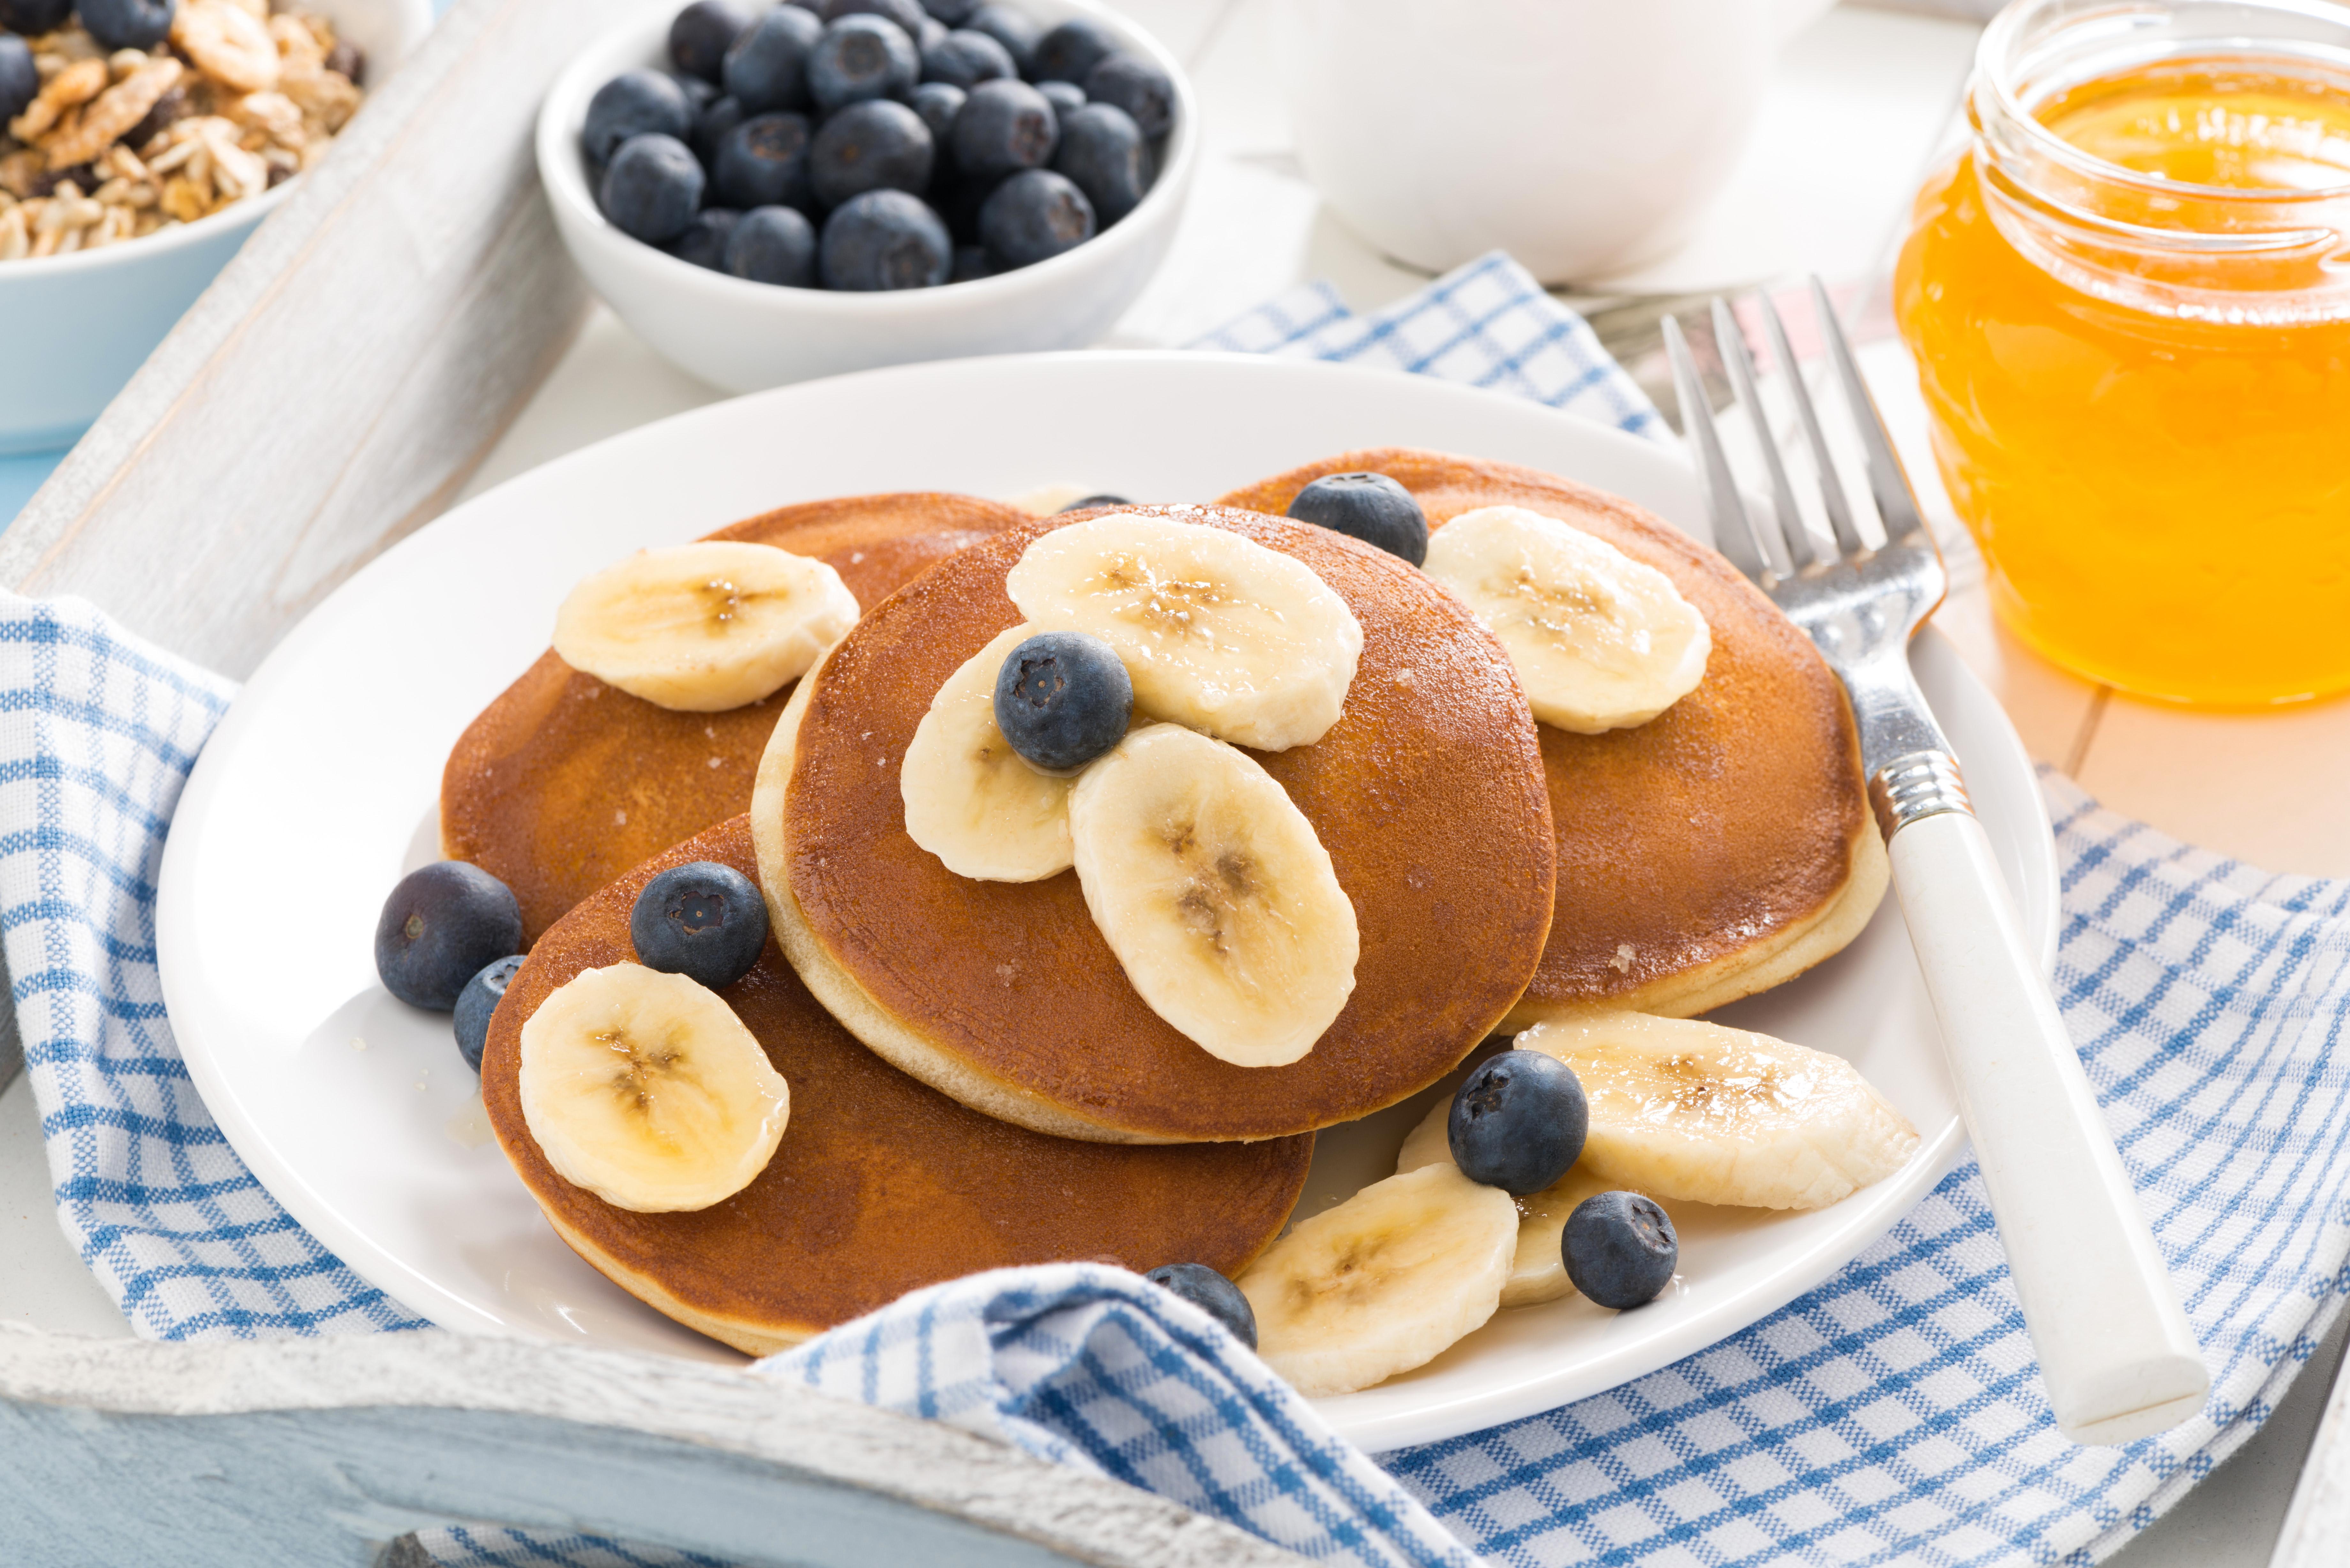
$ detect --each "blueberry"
[0,0,72,34]
[1032,17,1118,85]
[907,80,965,145]
[452,955,525,1074]
[79,0,175,50]
[723,4,822,114]
[1285,471,1430,567]
[1082,51,1173,139]
[712,112,812,212]
[980,168,1093,269]
[1145,1263,1258,1349]
[807,14,918,112]
[820,188,951,289]
[727,204,818,285]
[375,862,525,1012]
[949,242,992,282]
[670,0,759,83]
[1563,1192,1679,1310]
[1051,102,1146,224]
[951,78,1056,180]
[821,0,929,34]
[961,2,1039,76]
[1448,1050,1588,1195]
[992,630,1130,771]
[632,861,770,991]
[690,93,746,166]
[0,37,35,128]
[1058,493,1130,512]
[599,133,706,244]
[810,97,933,207]
[583,69,694,165]
[668,206,741,270]
[1036,78,1085,119]
[918,16,946,50]
[919,0,975,21]
[920,27,1012,89]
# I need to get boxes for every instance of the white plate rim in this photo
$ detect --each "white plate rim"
[155,349,2055,1450]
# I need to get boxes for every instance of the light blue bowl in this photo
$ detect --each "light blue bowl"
[0,209,272,456]
[0,0,435,457]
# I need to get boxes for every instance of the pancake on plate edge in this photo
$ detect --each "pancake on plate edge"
[443,492,1028,943]
[1219,449,1887,1027]
[481,815,1314,1356]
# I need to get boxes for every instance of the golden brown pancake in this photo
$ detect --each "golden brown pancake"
[754,503,1558,1145]
[482,816,1314,1356]
[1219,450,1887,1026]
[443,494,1029,942]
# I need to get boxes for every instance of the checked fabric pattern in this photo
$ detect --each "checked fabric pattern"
[764,1265,1479,1568]
[1191,252,1667,443]
[0,595,423,1340]
[9,256,2350,1565]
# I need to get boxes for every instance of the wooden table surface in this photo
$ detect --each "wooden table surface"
[6,2,2345,1561]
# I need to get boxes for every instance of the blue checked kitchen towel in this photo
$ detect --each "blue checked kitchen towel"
[9,251,2350,1567]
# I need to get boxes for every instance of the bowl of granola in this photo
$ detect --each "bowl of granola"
[0,0,431,455]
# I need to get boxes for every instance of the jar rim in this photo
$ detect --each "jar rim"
[1975,0,2350,205]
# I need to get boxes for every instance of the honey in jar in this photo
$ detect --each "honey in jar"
[1895,0,2350,706]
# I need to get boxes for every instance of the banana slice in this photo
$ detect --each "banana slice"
[900,625,1075,881]
[1518,1012,1918,1210]
[1240,1164,1517,1396]
[1005,513,1363,751]
[553,541,859,712]
[1069,725,1357,1068]
[1422,505,1709,734]
[519,962,791,1213]
[1394,1099,1625,1307]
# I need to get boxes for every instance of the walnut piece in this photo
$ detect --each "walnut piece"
[9,56,108,143]
[42,57,184,172]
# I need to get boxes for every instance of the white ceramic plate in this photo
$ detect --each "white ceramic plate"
[156,352,2052,1452]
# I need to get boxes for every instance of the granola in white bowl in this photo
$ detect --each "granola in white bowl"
[0,0,363,261]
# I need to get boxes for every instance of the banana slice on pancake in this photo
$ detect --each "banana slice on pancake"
[1238,1163,1517,1396]
[1518,1012,1917,1210]
[1006,513,1363,750]
[1394,1098,1625,1307]
[899,624,1076,882]
[1068,725,1358,1068]
[553,541,859,712]
[519,962,791,1213]
[1422,504,1710,734]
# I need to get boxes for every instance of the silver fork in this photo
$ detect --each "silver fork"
[1663,283,2206,1446]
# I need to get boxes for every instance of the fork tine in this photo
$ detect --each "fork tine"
[1756,289,1868,557]
[1808,276,1929,543]
[1661,314,1770,581]
[1709,298,1812,572]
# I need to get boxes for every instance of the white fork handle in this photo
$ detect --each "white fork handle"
[1889,810,2208,1444]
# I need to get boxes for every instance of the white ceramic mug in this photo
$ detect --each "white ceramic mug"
[1278,0,1839,284]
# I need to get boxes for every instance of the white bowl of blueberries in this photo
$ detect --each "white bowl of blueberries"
[537,0,1193,393]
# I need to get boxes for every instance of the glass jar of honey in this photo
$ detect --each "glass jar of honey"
[1895,0,2350,706]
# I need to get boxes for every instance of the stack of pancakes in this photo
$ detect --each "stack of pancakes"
[460,456,1882,1355]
